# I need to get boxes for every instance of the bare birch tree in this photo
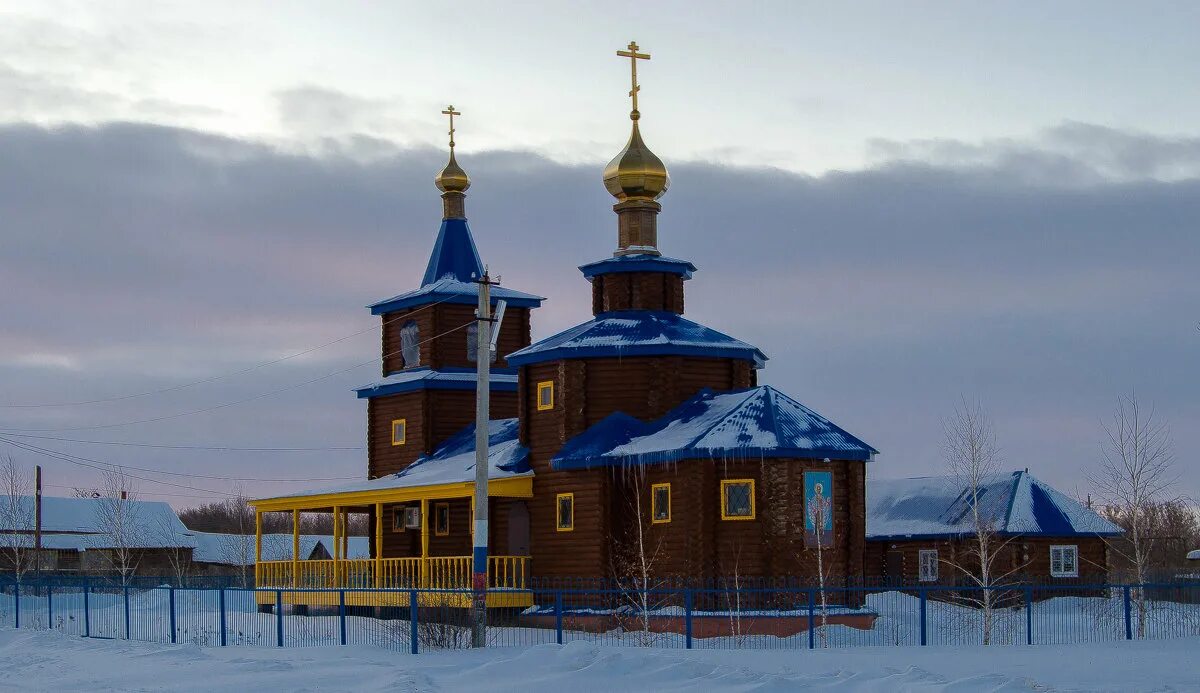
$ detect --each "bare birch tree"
[942,398,1025,645]
[610,468,665,645]
[806,481,834,646]
[0,456,36,582]
[1090,393,1176,638]
[91,469,144,584]
[217,493,256,588]
[151,513,192,586]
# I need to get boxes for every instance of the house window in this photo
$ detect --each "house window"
[404,506,421,530]
[466,323,496,363]
[400,320,420,367]
[556,493,574,531]
[391,419,407,446]
[434,502,450,536]
[537,381,555,411]
[919,549,939,582]
[720,479,756,520]
[392,506,406,532]
[1050,545,1078,577]
[651,483,671,524]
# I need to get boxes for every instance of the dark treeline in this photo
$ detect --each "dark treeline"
[179,497,368,536]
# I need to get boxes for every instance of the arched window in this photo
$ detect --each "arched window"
[466,323,496,364]
[400,321,420,367]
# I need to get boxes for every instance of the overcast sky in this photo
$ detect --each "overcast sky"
[1,2,1197,508]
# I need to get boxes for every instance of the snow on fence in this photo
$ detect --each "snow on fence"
[1,577,1198,653]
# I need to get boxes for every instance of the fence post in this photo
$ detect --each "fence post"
[1024,586,1033,645]
[919,589,927,647]
[219,588,227,647]
[83,579,91,638]
[684,589,693,650]
[12,583,18,629]
[275,590,283,647]
[124,586,131,639]
[1123,585,1132,640]
[46,585,52,628]
[409,589,419,655]
[807,589,815,650]
[555,591,563,645]
[339,590,347,646]
[169,587,177,644]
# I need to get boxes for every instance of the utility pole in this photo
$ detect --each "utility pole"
[34,465,42,580]
[471,269,496,647]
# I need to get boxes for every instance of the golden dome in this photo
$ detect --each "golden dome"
[435,150,470,193]
[602,120,670,202]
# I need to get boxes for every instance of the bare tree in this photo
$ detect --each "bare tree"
[942,398,1025,645]
[216,494,256,588]
[91,469,144,584]
[610,468,666,645]
[0,456,36,582]
[150,513,192,586]
[806,479,834,646]
[1091,393,1177,638]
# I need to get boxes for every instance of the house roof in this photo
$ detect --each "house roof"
[355,367,517,399]
[269,418,530,499]
[553,386,878,469]
[368,218,543,314]
[866,471,1124,540]
[1188,549,1200,561]
[506,310,767,368]
[578,254,697,281]
[0,495,193,549]
[189,532,370,565]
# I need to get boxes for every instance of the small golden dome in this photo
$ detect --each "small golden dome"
[603,121,669,202]
[435,150,470,193]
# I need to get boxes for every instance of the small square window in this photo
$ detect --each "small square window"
[651,483,671,524]
[919,549,938,582]
[391,419,407,446]
[1050,545,1078,577]
[556,493,574,532]
[392,506,406,532]
[721,479,755,520]
[434,502,450,536]
[537,381,555,411]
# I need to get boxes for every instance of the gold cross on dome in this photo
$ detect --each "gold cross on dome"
[441,105,461,148]
[616,41,650,117]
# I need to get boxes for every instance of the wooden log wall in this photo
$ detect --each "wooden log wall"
[591,272,685,314]
[381,304,531,374]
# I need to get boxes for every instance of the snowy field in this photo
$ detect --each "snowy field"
[1,627,1198,692]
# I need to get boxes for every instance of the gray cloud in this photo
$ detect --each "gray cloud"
[1,121,1196,506]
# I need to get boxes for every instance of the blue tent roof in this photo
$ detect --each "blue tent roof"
[553,386,878,469]
[355,367,517,399]
[866,471,1124,539]
[369,218,544,314]
[505,311,767,368]
[579,254,697,281]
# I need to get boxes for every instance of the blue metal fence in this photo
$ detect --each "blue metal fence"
[2,577,1198,653]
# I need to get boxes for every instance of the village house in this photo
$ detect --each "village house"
[865,471,1123,586]
[249,44,879,606]
[189,531,369,585]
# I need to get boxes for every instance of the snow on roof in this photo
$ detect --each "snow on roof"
[578,254,697,281]
[506,311,767,368]
[355,367,518,399]
[866,472,1123,540]
[268,418,530,500]
[1188,549,1200,561]
[190,532,370,565]
[553,386,878,469]
[368,218,543,314]
[0,495,193,548]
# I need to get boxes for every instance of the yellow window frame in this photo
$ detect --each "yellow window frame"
[392,506,406,532]
[434,502,450,536]
[556,492,574,532]
[651,483,671,524]
[537,381,555,411]
[391,418,407,446]
[720,479,756,520]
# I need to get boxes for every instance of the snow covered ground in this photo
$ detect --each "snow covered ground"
[1,627,1197,692]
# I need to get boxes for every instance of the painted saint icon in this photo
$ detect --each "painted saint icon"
[804,470,834,548]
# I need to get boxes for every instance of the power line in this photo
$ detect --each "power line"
[0,432,364,452]
[0,320,474,433]
[0,435,359,483]
[0,296,455,409]
[41,484,229,501]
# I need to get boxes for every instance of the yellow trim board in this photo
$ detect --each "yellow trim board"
[651,482,671,524]
[536,381,555,411]
[720,478,756,520]
[251,476,534,512]
[556,492,574,531]
[434,502,451,536]
[390,418,407,446]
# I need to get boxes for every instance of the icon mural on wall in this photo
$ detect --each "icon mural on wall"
[804,470,834,548]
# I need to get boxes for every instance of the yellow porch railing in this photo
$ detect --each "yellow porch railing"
[256,555,529,590]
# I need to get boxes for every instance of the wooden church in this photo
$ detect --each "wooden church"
[250,43,878,606]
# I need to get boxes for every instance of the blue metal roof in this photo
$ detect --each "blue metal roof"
[505,311,767,368]
[355,367,517,399]
[578,254,697,281]
[866,471,1124,539]
[369,217,543,314]
[552,386,879,469]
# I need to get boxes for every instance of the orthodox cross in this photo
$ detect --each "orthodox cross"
[615,41,650,117]
[442,105,461,148]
